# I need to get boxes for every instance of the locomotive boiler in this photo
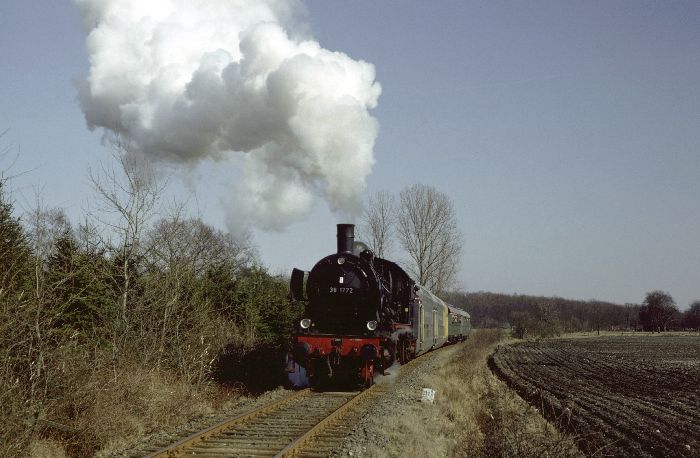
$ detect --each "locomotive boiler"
[287,224,470,388]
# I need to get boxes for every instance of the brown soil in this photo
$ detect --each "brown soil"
[489,335,700,457]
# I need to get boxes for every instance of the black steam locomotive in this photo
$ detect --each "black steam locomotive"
[287,224,470,388]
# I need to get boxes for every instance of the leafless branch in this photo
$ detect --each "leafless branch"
[396,184,462,294]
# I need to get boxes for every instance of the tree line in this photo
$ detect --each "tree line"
[445,290,700,338]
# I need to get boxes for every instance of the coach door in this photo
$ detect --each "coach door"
[432,310,438,346]
[418,304,424,350]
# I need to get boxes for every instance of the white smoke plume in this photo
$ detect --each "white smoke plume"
[75,0,381,229]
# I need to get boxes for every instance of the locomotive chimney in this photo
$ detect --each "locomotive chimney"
[336,224,355,254]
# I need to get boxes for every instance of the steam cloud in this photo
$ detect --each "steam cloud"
[75,0,381,229]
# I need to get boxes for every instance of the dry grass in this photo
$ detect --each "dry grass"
[68,365,222,456]
[365,330,582,457]
[19,354,240,457]
[0,374,35,457]
[28,440,67,458]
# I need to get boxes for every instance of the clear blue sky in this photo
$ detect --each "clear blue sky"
[1,1,699,308]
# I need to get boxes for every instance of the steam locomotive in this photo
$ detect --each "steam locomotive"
[287,224,471,388]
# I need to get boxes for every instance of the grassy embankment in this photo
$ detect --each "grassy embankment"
[25,370,244,457]
[365,329,582,457]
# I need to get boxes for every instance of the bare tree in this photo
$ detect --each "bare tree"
[26,205,71,259]
[24,201,73,392]
[144,214,257,277]
[89,142,166,327]
[359,190,395,258]
[396,184,462,294]
[76,216,106,256]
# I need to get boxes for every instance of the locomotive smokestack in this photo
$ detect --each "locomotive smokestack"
[337,224,355,254]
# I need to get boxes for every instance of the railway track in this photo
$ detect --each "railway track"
[144,386,379,457]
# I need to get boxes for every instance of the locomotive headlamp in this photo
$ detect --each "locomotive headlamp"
[366,320,378,331]
[300,318,312,329]
[337,257,345,265]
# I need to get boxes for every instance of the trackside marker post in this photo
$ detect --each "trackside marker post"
[421,388,436,404]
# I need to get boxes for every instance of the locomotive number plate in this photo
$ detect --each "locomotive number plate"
[329,287,354,294]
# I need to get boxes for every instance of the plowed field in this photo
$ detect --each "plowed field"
[489,335,700,457]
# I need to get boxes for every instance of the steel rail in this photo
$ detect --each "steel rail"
[145,388,311,458]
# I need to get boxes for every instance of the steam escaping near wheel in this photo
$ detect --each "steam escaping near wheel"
[374,361,401,385]
[74,0,381,229]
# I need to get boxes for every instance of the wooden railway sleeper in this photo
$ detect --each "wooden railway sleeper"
[145,389,311,458]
